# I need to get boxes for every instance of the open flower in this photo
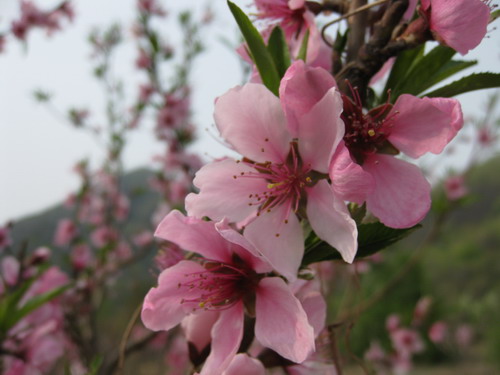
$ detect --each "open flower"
[330,93,463,228]
[186,62,357,281]
[254,0,320,59]
[421,0,491,55]
[142,210,315,375]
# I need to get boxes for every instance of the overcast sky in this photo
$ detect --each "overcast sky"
[1,0,499,223]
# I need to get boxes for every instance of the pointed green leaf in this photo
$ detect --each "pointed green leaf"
[302,223,421,265]
[390,46,456,101]
[227,1,280,95]
[422,59,477,91]
[267,26,291,78]
[425,72,500,98]
[5,284,70,330]
[382,44,425,102]
[296,29,310,62]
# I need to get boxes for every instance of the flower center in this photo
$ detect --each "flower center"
[236,142,314,220]
[179,258,258,311]
[341,93,397,164]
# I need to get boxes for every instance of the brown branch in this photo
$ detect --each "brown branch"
[336,0,410,101]
[347,0,368,62]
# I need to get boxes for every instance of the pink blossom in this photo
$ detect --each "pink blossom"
[2,256,20,286]
[54,218,77,246]
[142,210,315,374]
[187,62,357,280]
[386,314,401,332]
[138,0,167,17]
[390,328,424,358]
[421,0,491,55]
[133,230,154,247]
[330,93,463,228]
[444,175,468,201]
[71,244,94,271]
[364,341,386,362]
[164,335,190,375]
[154,243,185,271]
[455,324,473,348]
[221,354,265,375]
[90,226,118,248]
[136,48,152,70]
[428,321,448,344]
[477,126,496,147]
[413,296,432,325]
[255,0,320,60]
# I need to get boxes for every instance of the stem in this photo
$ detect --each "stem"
[117,303,143,373]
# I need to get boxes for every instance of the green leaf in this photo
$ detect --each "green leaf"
[5,284,70,330]
[302,223,421,265]
[84,356,104,375]
[227,1,280,95]
[382,45,425,102]
[491,9,500,22]
[390,46,456,101]
[422,60,477,91]
[266,26,291,78]
[425,73,500,98]
[296,29,310,62]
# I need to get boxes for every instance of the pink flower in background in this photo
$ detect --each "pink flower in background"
[421,0,491,55]
[413,296,432,325]
[429,321,448,344]
[331,93,463,228]
[455,324,473,349]
[444,175,468,201]
[54,218,77,246]
[142,210,315,374]
[255,0,320,59]
[187,62,357,281]
[1,256,20,286]
[390,328,424,358]
[71,244,94,271]
[90,226,118,248]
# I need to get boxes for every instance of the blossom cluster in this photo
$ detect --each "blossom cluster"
[140,0,494,373]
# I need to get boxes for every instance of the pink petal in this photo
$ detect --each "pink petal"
[186,158,267,223]
[280,61,336,136]
[181,311,220,353]
[429,0,490,55]
[155,210,232,263]
[389,94,463,158]
[1,256,20,286]
[200,302,244,375]
[288,0,305,10]
[223,354,265,375]
[215,219,273,274]
[244,205,304,281]
[214,84,292,164]
[330,142,374,204]
[306,180,358,263]
[299,291,326,337]
[255,277,315,363]
[297,87,345,173]
[363,154,431,228]
[141,260,205,331]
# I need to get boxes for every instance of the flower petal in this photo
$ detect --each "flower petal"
[186,158,267,223]
[155,210,232,263]
[280,61,336,137]
[389,95,463,158]
[429,0,490,55]
[330,142,374,204]
[215,219,273,274]
[363,154,431,228]
[181,311,220,353]
[141,260,205,331]
[306,180,358,263]
[244,205,304,281]
[223,354,265,375]
[255,277,315,363]
[297,87,345,173]
[214,84,292,164]
[200,302,244,375]
[299,290,326,338]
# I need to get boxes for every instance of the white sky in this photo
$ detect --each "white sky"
[0,0,499,223]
